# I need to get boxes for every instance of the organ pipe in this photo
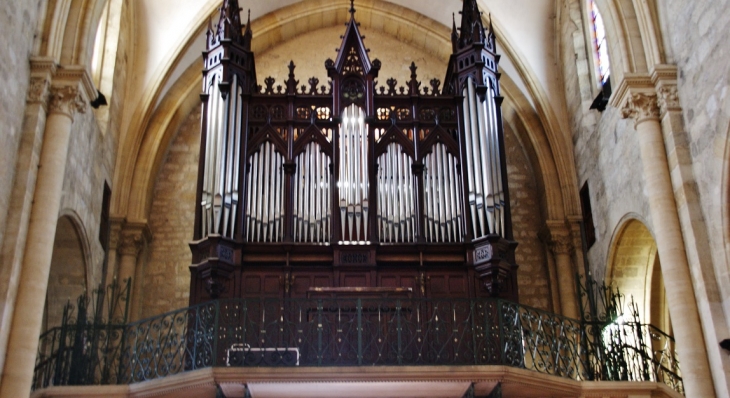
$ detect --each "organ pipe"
[422,143,464,243]
[293,142,331,243]
[200,74,243,239]
[377,143,416,243]
[461,76,506,239]
[338,104,369,243]
[245,141,285,242]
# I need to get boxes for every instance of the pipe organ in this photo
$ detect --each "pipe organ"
[190,0,520,305]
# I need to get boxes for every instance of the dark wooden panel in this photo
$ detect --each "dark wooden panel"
[377,271,417,290]
[340,272,370,288]
[241,271,283,298]
[291,271,334,298]
[426,270,468,298]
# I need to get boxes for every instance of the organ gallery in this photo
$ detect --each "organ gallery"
[188,0,519,304]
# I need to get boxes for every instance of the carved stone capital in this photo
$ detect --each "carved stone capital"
[541,221,575,256]
[108,217,126,251]
[27,77,51,106]
[118,223,152,257]
[657,85,680,117]
[118,231,145,257]
[48,85,87,118]
[621,92,660,125]
[548,235,574,255]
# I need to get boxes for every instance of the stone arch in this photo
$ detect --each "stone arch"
[591,0,666,82]
[606,216,668,327]
[721,119,730,311]
[38,0,109,66]
[115,0,577,232]
[44,213,91,332]
[89,0,126,101]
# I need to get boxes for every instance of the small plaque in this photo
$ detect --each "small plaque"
[339,251,370,265]
[218,245,234,264]
[474,244,493,265]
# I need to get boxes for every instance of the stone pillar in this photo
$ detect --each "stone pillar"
[545,223,579,320]
[653,67,730,397]
[616,79,716,398]
[0,58,55,379]
[0,70,93,398]
[116,223,150,321]
[104,216,125,288]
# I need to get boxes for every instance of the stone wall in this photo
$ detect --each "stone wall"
[139,110,200,319]
[505,126,552,311]
[0,0,44,306]
[558,0,653,284]
[659,0,730,324]
[58,106,112,289]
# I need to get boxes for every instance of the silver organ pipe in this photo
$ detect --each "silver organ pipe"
[377,143,415,243]
[245,141,285,242]
[462,76,505,238]
[293,142,331,243]
[338,104,369,243]
[486,84,505,235]
[422,143,464,243]
[200,75,243,239]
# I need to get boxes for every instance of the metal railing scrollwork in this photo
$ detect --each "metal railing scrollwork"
[34,294,683,395]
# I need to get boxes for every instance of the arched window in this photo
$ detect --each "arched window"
[90,0,111,86]
[589,0,610,84]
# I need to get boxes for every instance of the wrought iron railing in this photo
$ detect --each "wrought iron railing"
[33,280,129,389]
[34,297,683,395]
[576,275,683,393]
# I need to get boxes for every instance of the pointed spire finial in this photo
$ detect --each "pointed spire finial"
[457,0,486,46]
[349,0,356,17]
[451,13,459,51]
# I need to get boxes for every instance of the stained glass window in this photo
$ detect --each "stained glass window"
[590,0,610,84]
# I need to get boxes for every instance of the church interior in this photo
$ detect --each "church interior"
[0,0,729,397]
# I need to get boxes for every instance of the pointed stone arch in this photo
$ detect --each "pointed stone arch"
[114,0,578,234]
[38,0,109,67]
[606,216,669,329]
[591,0,666,82]
[44,212,92,332]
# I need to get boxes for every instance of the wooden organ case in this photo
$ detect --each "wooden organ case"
[189,0,519,305]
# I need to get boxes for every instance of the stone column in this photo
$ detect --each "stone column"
[117,228,145,284]
[545,223,579,320]
[0,71,93,398]
[104,216,125,288]
[116,223,150,321]
[0,58,55,379]
[616,81,716,398]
